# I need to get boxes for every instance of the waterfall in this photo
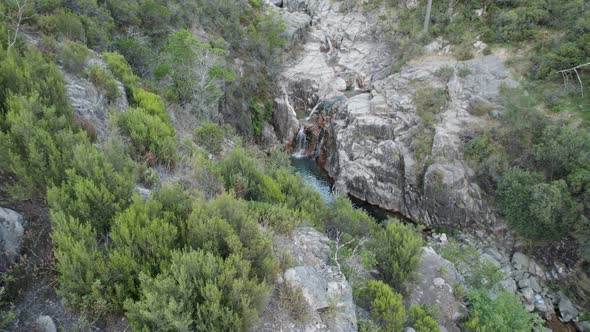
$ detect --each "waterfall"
[292,125,308,158]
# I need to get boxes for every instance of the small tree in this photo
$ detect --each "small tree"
[358,280,407,332]
[371,220,423,289]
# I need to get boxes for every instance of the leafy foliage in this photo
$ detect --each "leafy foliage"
[464,289,541,332]
[358,280,407,332]
[371,220,423,289]
[125,250,270,331]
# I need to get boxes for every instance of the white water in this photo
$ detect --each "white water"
[292,125,308,158]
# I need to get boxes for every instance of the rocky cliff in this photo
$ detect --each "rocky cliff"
[273,0,516,229]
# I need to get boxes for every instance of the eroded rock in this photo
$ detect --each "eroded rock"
[0,207,25,272]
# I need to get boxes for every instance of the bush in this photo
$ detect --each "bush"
[0,94,81,199]
[248,201,302,234]
[371,220,423,289]
[457,66,472,78]
[277,283,311,323]
[103,51,139,89]
[468,99,494,117]
[51,212,105,312]
[217,147,284,203]
[324,195,377,241]
[117,107,177,166]
[124,250,270,331]
[497,169,577,239]
[48,142,136,233]
[87,64,120,101]
[440,240,504,290]
[415,86,447,127]
[60,40,89,74]
[409,305,440,332]
[130,87,167,121]
[194,122,225,154]
[434,66,454,82]
[464,289,541,332]
[185,193,278,281]
[358,280,407,332]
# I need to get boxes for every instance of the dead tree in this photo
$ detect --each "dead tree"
[423,0,434,34]
[558,62,590,97]
[1,0,35,50]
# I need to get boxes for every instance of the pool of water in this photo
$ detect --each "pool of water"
[290,156,397,222]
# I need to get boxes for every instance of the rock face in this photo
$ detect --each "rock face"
[259,227,357,332]
[407,247,465,332]
[275,0,516,229]
[34,315,57,332]
[64,56,127,141]
[0,207,25,272]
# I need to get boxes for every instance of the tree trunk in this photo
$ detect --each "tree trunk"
[423,0,433,34]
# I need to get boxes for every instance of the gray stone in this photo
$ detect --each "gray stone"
[433,277,445,287]
[520,287,534,302]
[512,252,530,270]
[576,321,590,332]
[259,227,356,332]
[558,293,578,322]
[0,207,25,272]
[408,247,464,332]
[404,328,417,332]
[35,315,57,332]
[440,233,448,243]
[528,277,542,293]
[500,278,517,293]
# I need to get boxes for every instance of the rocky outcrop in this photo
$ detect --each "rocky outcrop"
[64,56,127,141]
[259,227,357,332]
[407,247,465,332]
[0,207,25,272]
[274,0,516,229]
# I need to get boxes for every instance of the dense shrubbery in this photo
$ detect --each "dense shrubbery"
[194,122,226,155]
[464,289,541,332]
[371,220,423,289]
[358,280,406,332]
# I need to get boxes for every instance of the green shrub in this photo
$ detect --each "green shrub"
[0,46,70,115]
[278,283,311,323]
[358,280,407,332]
[371,220,423,289]
[185,193,278,281]
[464,289,541,332]
[468,99,494,117]
[38,9,86,43]
[0,94,81,199]
[48,142,136,233]
[434,66,454,81]
[497,169,577,239]
[409,305,440,332]
[51,212,105,312]
[575,216,590,264]
[440,240,504,290]
[103,51,139,88]
[87,64,120,101]
[194,122,225,154]
[60,40,89,74]
[324,195,378,241]
[117,107,177,166]
[413,126,435,165]
[457,66,472,78]
[217,147,284,203]
[415,86,447,127]
[248,201,302,234]
[464,132,509,187]
[131,87,167,120]
[124,250,271,331]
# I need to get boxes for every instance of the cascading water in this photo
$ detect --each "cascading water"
[292,125,308,158]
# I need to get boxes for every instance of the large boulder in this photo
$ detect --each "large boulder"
[259,227,357,332]
[0,207,25,272]
[407,247,465,332]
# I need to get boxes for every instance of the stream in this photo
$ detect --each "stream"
[290,156,394,222]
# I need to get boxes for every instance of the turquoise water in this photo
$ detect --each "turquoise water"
[290,156,396,222]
